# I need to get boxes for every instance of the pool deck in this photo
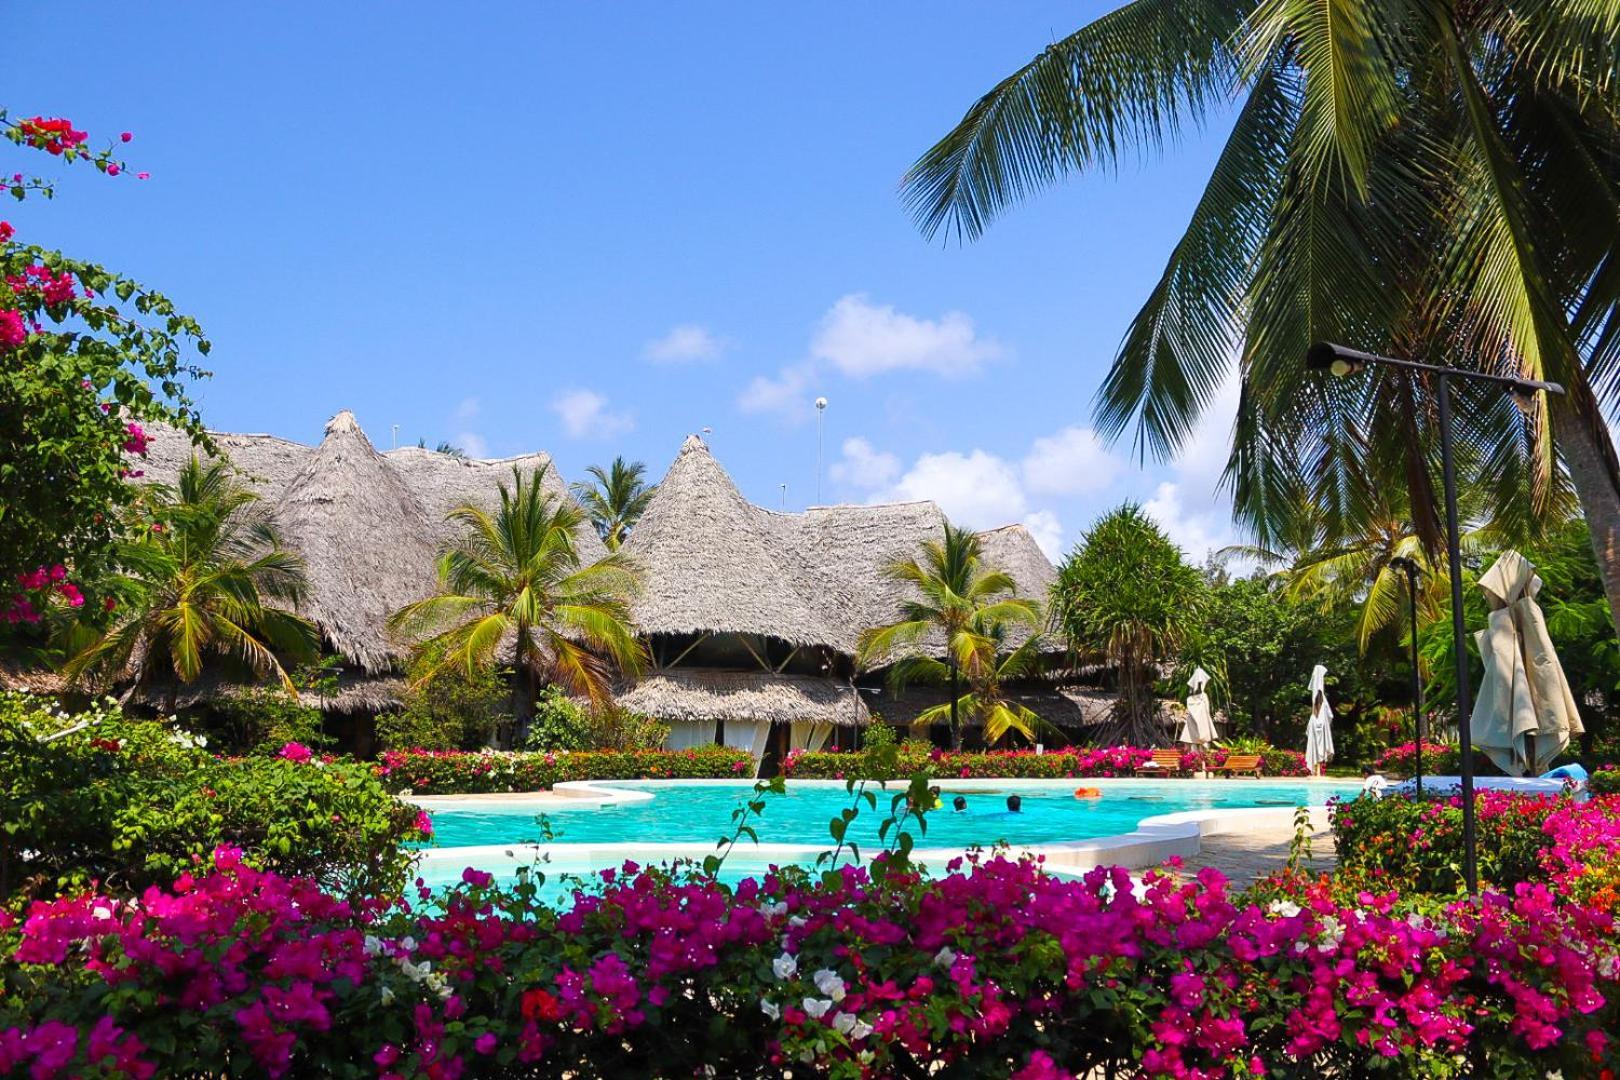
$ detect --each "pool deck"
[1165,814,1338,888]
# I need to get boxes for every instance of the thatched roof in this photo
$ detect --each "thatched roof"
[141,413,606,672]
[621,436,841,648]
[273,412,441,672]
[618,669,869,726]
[868,684,1121,729]
[134,672,407,714]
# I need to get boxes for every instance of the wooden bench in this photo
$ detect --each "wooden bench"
[1134,749,1187,777]
[1214,753,1263,777]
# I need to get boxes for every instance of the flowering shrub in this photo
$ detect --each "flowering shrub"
[1594,767,1620,797]
[0,695,418,901]
[782,742,1308,781]
[0,844,1615,1077]
[374,745,757,794]
[1373,740,1463,776]
[0,106,208,599]
[1332,788,1620,897]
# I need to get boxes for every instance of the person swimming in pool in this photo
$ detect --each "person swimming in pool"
[952,796,967,812]
[1006,794,1022,813]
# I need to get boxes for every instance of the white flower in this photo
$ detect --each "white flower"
[400,935,417,953]
[832,1012,857,1035]
[380,985,396,1005]
[760,901,789,918]
[1268,900,1302,919]
[91,904,114,922]
[772,953,798,980]
[363,935,383,956]
[760,999,780,1021]
[812,969,846,1002]
[849,1018,873,1040]
[788,915,807,928]
[802,997,833,1020]
[1316,915,1344,953]
[934,946,957,968]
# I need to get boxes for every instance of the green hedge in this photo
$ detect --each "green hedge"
[0,694,419,901]
[1594,768,1620,796]
[374,745,756,794]
[781,743,1309,781]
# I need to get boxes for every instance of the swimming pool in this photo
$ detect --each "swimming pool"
[414,777,1358,891]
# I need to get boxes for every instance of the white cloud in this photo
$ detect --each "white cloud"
[452,397,480,423]
[644,324,728,364]
[454,431,489,458]
[1142,481,1233,562]
[882,449,1029,527]
[1023,509,1066,561]
[810,294,1004,379]
[737,364,816,417]
[550,388,634,439]
[1021,426,1122,496]
[829,437,900,491]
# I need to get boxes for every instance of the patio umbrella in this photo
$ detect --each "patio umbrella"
[1305,664,1334,775]
[1470,551,1583,776]
[1178,667,1216,747]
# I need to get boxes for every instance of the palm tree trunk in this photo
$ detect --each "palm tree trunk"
[1551,388,1620,644]
[512,630,535,749]
[949,659,962,752]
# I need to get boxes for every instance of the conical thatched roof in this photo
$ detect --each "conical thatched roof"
[277,412,441,673]
[621,436,840,648]
[618,669,869,727]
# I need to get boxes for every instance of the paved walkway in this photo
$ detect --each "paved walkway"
[1169,819,1338,889]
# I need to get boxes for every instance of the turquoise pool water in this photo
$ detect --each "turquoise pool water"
[421,779,1356,852]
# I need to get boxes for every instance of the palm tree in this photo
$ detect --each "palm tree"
[895,627,1051,747]
[1050,505,1205,745]
[571,457,656,550]
[388,465,645,745]
[63,456,319,706]
[902,0,1620,641]
[857,524,1041,751]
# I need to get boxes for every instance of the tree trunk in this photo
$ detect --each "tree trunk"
[949,660,962,752]
[511,631,535,749]
[1550,388,1620,645]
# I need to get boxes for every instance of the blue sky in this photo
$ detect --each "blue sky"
[10,3,1245,561]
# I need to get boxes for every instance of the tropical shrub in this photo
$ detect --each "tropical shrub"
[208,682,330,756]
[522,687,669,752]
[781,743,1307,781]
[1595,767,1620,797]
[1,847,1615,1078]
[374,746,754,794]
[1373,740,1464,777]
[378,643,507,752]
[1331,790,1590,896]
[0,695,420,901]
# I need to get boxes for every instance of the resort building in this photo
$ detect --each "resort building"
[115,412,1080,758]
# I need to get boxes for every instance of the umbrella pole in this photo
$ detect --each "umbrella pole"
[1438,375,1478,893]
[1401,560,1424,800]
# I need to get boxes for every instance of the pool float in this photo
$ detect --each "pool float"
[1072,787,1101,799]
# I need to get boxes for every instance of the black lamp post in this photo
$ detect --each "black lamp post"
[1388,556,1424,799]
[1305,342,1564,893]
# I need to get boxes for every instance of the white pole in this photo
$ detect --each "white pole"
[780,483,788,509]
[815,397,828,504]
[391,424,398,450]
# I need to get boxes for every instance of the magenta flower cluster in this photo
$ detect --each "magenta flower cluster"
[783,744,1310,781]
[2,831,1616,1078]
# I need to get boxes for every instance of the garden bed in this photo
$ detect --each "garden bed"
[781,743,1309,780]
[374,746,758,795]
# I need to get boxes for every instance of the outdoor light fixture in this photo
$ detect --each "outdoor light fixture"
[1305,342,1566,893]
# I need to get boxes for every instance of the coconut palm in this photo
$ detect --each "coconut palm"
[388,465,645,744]
[571,457,656,550]
[63,456,319,705]
[893,628,1051,747]
[902,0,1620,640]
[857,524,1041,751]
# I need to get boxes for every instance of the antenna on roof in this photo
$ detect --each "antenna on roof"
[390,424,398,450]
[780,482,787,509]
[814,397,828,504]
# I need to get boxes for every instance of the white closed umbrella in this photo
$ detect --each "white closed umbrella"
[1470,551,1582,776]
[1179,667,1217,747]
[1305,664,1334,775]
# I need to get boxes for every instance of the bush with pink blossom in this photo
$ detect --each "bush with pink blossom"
[0,839,1615,1078]
[781,742,1308,781]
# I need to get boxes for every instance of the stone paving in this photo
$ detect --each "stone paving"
[1169,819,1339,889]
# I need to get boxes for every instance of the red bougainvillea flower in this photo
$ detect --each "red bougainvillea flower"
[277,742,314,764]
[16,117,88,156]
[0,309,27,351]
